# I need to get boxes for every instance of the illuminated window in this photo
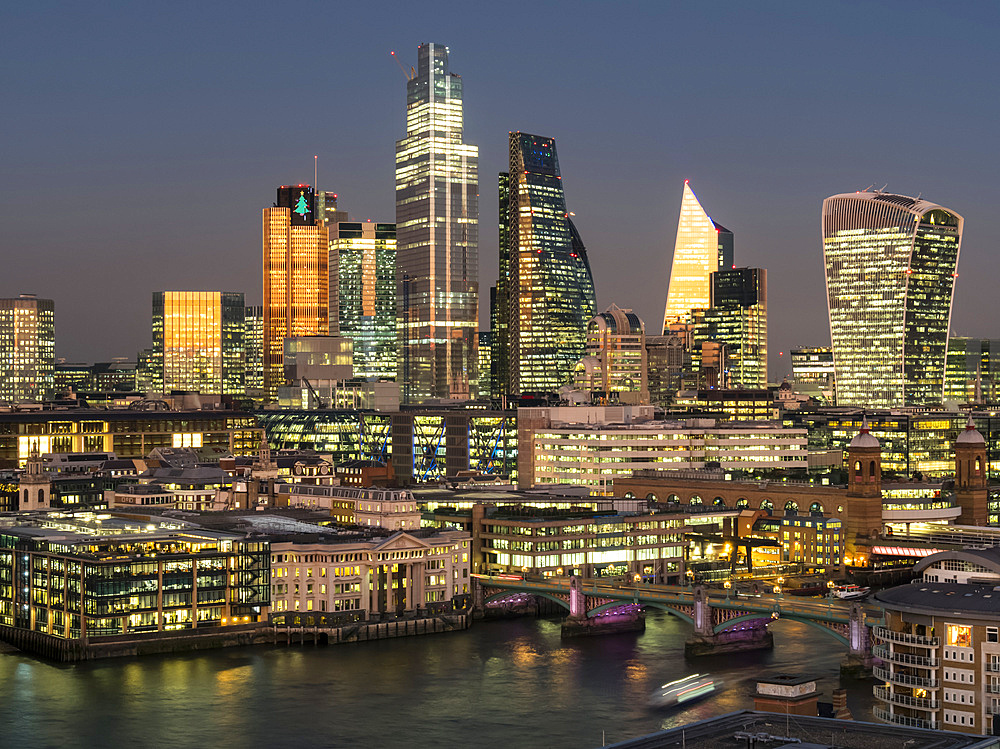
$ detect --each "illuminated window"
[948,624,972,647]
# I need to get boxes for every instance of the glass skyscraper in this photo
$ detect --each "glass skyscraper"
[333,221,398,380]
[395,43,479,403]
[945,337,1000,404]
[152,291,245,395]
[663,182,732,331]
[822,191,963,408]
[262,185,330,401]
[503,132,596,396]
[0,294,54,403]
[691,268,768,389]
[243,305,264,398]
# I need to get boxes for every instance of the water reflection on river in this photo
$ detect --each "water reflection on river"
[0,611,875,748]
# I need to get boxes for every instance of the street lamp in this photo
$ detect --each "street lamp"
[827,579,836,601]
[686,569,695,588]
[633,573,641,586]
[723,580,732,599]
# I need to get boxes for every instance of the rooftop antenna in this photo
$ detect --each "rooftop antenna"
[863,184,875,192]
[879,183,889,192]
[390,51,415,81]
[915,192,922,200]
[314,155,318,191]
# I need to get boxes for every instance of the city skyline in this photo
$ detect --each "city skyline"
[4,3,1000,376]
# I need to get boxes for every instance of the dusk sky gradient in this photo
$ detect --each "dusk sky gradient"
[4,1,999,379]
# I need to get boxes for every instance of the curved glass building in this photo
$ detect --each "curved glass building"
[505,132,596,396]
[822,191,963,408]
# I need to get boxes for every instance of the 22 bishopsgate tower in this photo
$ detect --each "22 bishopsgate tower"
[395,43,479,403]
[822,190,962,408]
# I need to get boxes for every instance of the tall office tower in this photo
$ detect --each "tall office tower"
[317,190,348,337]
[476,330,492,399]
[663,182,732,330]
[575,304,648,401]
[823,191,962,408]
[506,132,596,396]
[395,43,479,403]
[945,337,1000,404]
[0,294,55,403]
[491,173,510,401]
[152,292,245,395]
[790,346,836,403]
[263,184,330,401]
[646,334,686,406]
[695,268,768,389]
[333,221,398,380]
[244,305,264,397]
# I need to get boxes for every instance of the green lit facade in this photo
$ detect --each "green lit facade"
[822,192,962,408]
[258,409,516,483]
[333,222,397,380]
[504,132,596,396]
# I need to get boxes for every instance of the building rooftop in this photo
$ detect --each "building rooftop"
[604,709,997,749]
[876,580,1000,616]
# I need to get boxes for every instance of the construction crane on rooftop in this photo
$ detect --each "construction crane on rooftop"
[390,51,415,81]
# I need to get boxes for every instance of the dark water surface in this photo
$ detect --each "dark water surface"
[0,612,875,748]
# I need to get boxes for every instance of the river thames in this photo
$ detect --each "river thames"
[0,611,876,748]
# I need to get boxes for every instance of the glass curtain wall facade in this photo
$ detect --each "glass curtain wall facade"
[333,222,397,380]
[0,295,55,403]
[263,185,330,401]
[491,172,510,402]
[244,306,264,398]
[395,43,479,403]
[506,132,596,396]
[822,191,962,408]
[945,337,1000,404]
[693,268,767,389]
[152,292,245,395]
[663,182,731,330]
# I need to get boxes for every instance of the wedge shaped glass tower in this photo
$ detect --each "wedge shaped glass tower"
[663,182,730,330]
[823,190,962,408]
[505,132,596,396]
[395,43,479,403]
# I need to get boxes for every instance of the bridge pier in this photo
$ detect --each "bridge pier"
[684,586,773,657]
[839,603,873,679]
[561,576,645,637]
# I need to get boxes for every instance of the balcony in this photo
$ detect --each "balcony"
[873,706,937,730]
[872,645,939,668]
[873,626,939,648]
[873,685,939,711]
[874,666,938,689]
[986,661,1000,673]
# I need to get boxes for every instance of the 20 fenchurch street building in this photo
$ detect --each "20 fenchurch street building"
[822,190,962,408]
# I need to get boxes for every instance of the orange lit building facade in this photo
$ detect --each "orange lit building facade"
[263,185,329,401]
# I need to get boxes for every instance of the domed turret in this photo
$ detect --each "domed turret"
[957,415,985,446]
[848,415,880,449]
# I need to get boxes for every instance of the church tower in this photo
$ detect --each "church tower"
[845,416,882,544]
[955,416,988,526]
[19,441,51,511]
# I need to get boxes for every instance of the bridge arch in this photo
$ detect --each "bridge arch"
[714,612,848,646]
[639,601,695,625]
[483,590,570,611]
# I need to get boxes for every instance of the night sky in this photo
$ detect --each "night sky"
[4,1,999,378]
